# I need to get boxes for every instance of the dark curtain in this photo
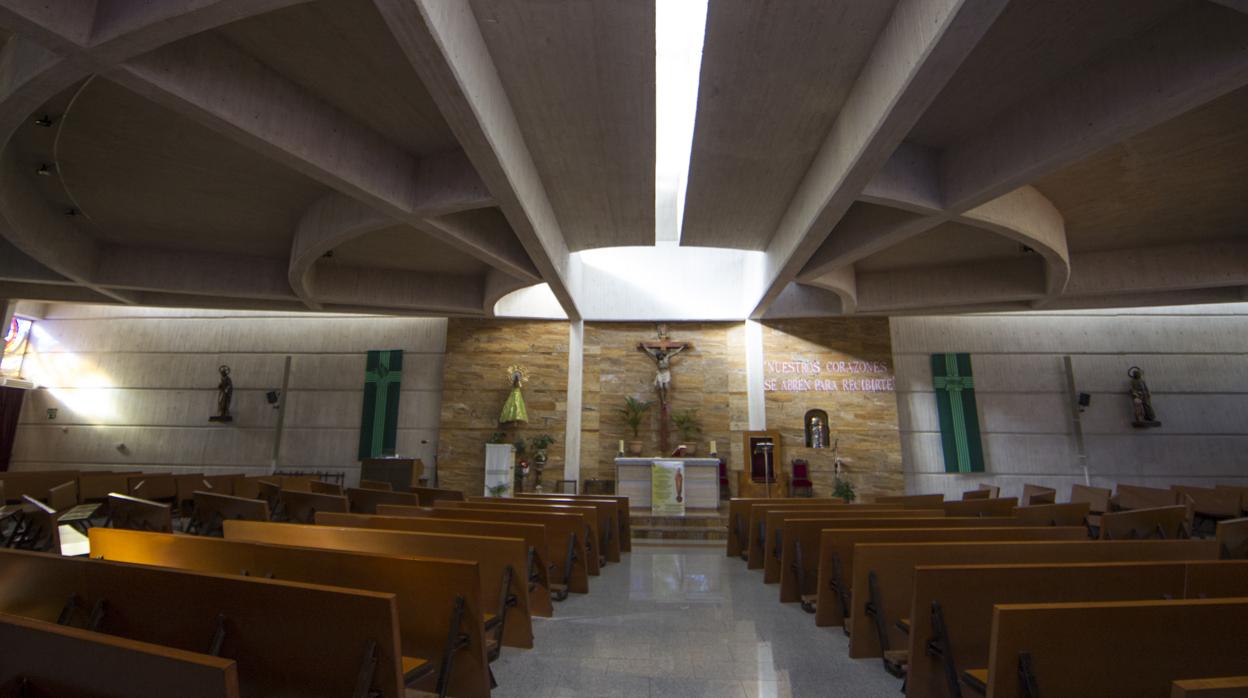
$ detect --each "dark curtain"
[0,387,24,472]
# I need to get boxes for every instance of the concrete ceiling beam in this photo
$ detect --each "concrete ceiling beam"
[313,265,484,316]
[942,2,1248,212]
[1061,240,1248,299]
[853,256,1046,313]
[752,0,1010,318]
[371,0,579,320]
[96,245,298,300]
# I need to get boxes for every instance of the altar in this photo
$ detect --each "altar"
[615,457,720,511]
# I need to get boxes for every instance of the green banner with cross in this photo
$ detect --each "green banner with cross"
[931,352,985,473]
[358,349,403,459]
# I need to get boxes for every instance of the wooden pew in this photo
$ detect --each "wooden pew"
[1217,517,1248,559]
[875,494,944,507]
[413,487,465,506]
[0,547,408,697]
[317,512,554,617]
[128,474,177,504]
[46,479,78,511]
[1099,504,1191,540]
[359,479,394,491]
[962,484,1000,500]
[440,500,605,572]
[467,496,621,564]
[1011,502,1092,527]
[1020,484,1056,505]
[202,474,237,496]
[89,528,490,698]
[1172,676,1248,697]
[224,520,534,651]
[0,470,81,503]
[784,522,1084,608]
[189,492,270,536]
[3,496,59,553]
[761,509,946,582]
[281,489,348,524]
[308,480,343,495]
[1113,483,1178,510]
[973,598,1248,697]
[907,560,1248,698]
[726,498,847,558]
[0,611,241,698]
[507,495,625,558]
[1174,485,1242,535]
[745,502,930,568]
[1071,483,1112,532]
[847,539,1219,663]
[107,493,173,533]
[174,473,211,512]
[940,497,1019,518]
[519,493,633,551]
[1215,485,1248,515]
[347,487,419,514]
[384,504,591,597]
[812,526,1089,627]
[230,476,268,500]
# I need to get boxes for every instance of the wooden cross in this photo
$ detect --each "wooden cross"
[638,324,691,454]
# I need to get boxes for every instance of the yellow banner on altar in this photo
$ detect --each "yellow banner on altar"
[651,459,685,516]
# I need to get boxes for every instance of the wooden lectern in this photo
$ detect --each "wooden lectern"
[359,457,424,491]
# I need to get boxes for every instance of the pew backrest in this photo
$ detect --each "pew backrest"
[0,611,241,698]
[308,480,343,495]
[906,560,1248,698]
[1020,484,1056,505]
[1113,483,1178,510]
[811,526,1089,627]
[47,480,77,511]
[941,497,1019,518]
[191,491,270,536]
[1010,502,1091,527]
[874,494,944,507]
[1172,676,1248,697]
[359,479,394,491]
[128,474,176,502]
[107,493,173,533]
[89,528,489,697]
[1099,504,1191,540]
[281,489,348,524]
[847,539,1219,659]
[1172,485,1242,518]
[1217,517,1248,559]
[347,488,419,514]
[0,548,407,698]
[984,598,1248,697]
[761,509,944,580]
[1070,483,1112,513]
[412,487,464,506]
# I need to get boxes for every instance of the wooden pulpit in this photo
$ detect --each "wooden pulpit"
[359,457,424,491]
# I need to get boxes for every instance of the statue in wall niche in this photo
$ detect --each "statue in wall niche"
[1127,366,1161,428]
[210,365,234,423]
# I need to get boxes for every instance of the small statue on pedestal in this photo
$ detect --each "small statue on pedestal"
[1128,366,1161,428]
[210,365,234,423]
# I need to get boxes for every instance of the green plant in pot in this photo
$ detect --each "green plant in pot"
[619,396,653,456]
[530,433,555,491]
[671,409,701,456]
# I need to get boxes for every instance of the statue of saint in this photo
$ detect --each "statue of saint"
[1128,366,1160,427]
[213,365,234,422]
[809,416,825,448]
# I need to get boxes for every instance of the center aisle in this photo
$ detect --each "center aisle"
[489,544,901,697]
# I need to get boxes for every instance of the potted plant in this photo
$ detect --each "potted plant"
[670,409,701,456]
[618,396,652,456]
[530,433,555,491]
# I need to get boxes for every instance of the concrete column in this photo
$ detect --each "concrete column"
[562,319,584,489]
[745,319,766,430]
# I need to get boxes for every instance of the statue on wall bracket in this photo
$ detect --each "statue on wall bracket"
[499,364,530,426]
[1128,366,1161,428]
[209,364,234,423]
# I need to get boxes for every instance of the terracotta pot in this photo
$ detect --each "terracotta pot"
[627,440,644,456]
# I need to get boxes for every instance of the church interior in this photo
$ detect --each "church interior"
[1,0,1247,696]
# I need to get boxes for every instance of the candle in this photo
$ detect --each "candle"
[618,440,625,454]
[709,440,717,455]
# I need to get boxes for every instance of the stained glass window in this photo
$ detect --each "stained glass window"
[1,316,32,377]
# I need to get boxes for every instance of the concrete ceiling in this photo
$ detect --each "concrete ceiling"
[0,0,1245,320]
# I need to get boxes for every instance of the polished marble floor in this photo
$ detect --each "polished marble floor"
[490,544,903,697]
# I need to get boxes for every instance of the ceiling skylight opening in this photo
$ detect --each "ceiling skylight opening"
[655,0,708,245]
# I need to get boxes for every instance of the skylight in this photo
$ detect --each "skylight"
[655,0,708,244]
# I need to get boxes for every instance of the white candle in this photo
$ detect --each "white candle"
[618,440,625,454]
[710,440,717,454]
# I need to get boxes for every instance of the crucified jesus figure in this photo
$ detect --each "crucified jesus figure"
[638,324,692,454]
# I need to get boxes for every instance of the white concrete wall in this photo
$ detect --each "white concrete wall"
[9,305,446,486]
[892,304,1248,499]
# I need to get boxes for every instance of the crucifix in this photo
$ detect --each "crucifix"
[638,323,691,454]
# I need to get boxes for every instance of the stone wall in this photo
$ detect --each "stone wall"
[580,322,748,485]
[437,319,570,494]
[891,305,1248,499]
[10,304,446,485]
[761,318,903,501]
